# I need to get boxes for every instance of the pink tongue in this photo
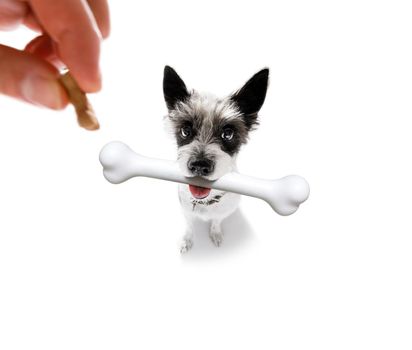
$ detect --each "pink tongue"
[189,185,211,199]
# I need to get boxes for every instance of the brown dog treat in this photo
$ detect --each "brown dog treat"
[59,72,100,131]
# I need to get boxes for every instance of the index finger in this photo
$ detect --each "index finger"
[29,0,102,92]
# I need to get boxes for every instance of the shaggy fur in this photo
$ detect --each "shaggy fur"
[163,66,269,252]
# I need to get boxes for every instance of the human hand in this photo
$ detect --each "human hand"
[0,0,110,109]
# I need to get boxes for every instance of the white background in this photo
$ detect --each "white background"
[1,1,411,349]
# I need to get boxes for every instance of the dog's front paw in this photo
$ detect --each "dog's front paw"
[180,238,193,254]
[209,232,223,247]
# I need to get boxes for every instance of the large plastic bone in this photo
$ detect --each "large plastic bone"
[99,141,310,216]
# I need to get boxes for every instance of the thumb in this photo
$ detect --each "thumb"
[25,35,63,69]
[0,44,68,109]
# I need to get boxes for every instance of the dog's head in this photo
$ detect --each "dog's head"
[163,66,269,182]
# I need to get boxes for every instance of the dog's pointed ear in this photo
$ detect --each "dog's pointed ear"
[230,68,269,129]
[163,66,190,110]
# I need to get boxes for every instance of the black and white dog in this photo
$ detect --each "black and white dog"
[163,66,269,253]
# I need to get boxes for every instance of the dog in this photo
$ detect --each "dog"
[163,66,269,253]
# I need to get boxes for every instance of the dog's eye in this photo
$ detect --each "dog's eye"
[180,125,192,139]
[221,127,234,141]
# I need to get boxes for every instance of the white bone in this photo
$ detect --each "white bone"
[99,141,310,216]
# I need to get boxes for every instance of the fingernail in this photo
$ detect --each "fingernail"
[21,75,65,109]
[83,64,102,92]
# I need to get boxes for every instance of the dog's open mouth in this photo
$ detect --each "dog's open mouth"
[189,185,211,199]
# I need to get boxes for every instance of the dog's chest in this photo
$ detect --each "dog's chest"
[178,184,240,220]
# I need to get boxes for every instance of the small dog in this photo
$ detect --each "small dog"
[163,66,269,253]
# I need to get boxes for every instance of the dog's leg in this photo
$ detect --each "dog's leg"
[180,231,193,254]
[209,219,223,247]
[180,214,195,254]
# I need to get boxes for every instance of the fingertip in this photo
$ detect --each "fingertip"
[25,35,54,57]
[87,0,111,39]
[0,44,69,110]
[21,75,69,110]
[101,25,110,39]
[73,69,102,93]
[56,29,102,93]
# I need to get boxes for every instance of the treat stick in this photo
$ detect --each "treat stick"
[59,72,100,131]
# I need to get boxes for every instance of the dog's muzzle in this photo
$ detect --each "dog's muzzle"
[187,158,215,177]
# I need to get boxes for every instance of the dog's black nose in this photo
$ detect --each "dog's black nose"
[188,159,215,176]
